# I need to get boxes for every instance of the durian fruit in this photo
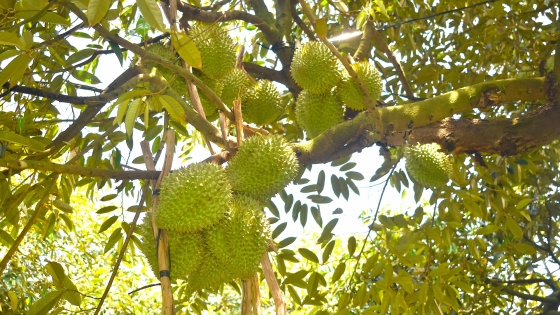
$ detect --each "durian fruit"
[404,143,451,188]
[290,41,343,94]
[156,162,232,232]
[295,90,344,139]
[242,79,284,125]
[336,62,383,110]
[137,213,205,280]
[217,68,254,108]
[226,134,299,199]
[205,194,269,280]
[187,251,236,292]
[189,24,237,80]
[143,43,188,96]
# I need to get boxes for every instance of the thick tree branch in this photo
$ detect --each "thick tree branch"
[289,0,315,40]
[295,77,547,164]
[0,159,160,180]
[244,62,298,93]
[49,66,144,150]
[175,1,277,40]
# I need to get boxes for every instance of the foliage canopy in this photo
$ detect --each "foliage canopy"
[0,0,559,314]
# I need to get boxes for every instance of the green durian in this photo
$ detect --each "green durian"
[156,162,232,232]
[295,90,344,139]
[217,68,254,108]
[226,135,299,199]
[189,24,237,80]
[137,213,205,280]
[187,251,236,292]
[242,79,284,126]
[336,62,383,110]
[290,41,343,94]
[404,143,451,188]
[205,194,269,280]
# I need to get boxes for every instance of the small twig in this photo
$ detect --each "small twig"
[261,253,286,315]
[128,283,161,295]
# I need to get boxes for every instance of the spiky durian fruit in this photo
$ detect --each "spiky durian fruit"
[290,41,343,94]
[137,214,204,280]
[156,162,232,232]
[404,143,451,188]
[242,79,284,125]
[226,135,299,199]
[189,24,237,80]
[336,62,383,110]
[217,69,253,108]
[295,90,344,139]
[205,194,269,280]
[187,251,236,292]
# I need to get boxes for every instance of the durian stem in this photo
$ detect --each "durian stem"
[241,279,253,315]
[261,253,287,315]
[142,132,176,315]
[251,273,261,315]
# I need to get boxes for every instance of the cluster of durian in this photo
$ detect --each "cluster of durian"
[137,135,299,291]
[290,41,383,139]
[404,143,452,188]
[145,24,285,126]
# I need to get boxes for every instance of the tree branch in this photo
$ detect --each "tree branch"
[368,23,415,99]
[0,159,160,180]
[485,278,559,304]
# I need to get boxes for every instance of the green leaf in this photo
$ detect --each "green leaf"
[0,54,31,88]
[299,248,319,263]
[125,98,142,136]
[338,176,349,200]
[159,95,186,123]
[278,237,297,248]
[307,195,333,204]
[104,228,123,253]
[135,16,150,37]
[331,262,346,282]
[300,184,319,193]
[171,31,202,69]
[98,215,118,233]
[306,272,319,297]
[0,131,46,152]
[311,206,323,227]
[272,222,287,239]
[316,170,325,194]
[346,178,359,195]
[108,41,124,66]
[345,171,364,181]
[70,69,101,84]
[339,162,356,172]
[287,285,302,305]
[87,0,111,26]
[331,155,351,167]
[506,216,523,238]
[27,290,65,315]
[427,265,450,277]
[475,224,500,235]
[331,175,341,198]
[96,206,119,214]
[0,229,15,246]
[516,198,532,210]
[0,32,22,47]
[284,194,294,213]
[322,240,335,263]
[347,236,356,257]
[100,194,118,201]
[265,200,280,217]
[316,17,327,39]
[300,203,308,227]
[137,0,166,31]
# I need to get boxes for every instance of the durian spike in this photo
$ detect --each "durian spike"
[141,130,175,315]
